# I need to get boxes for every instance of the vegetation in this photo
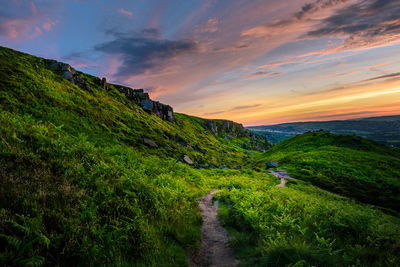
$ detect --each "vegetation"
[216,174,400,266]
[254,131,400,211]
[1,46,400,266]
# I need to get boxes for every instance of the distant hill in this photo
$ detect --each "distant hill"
[247,115,400,147]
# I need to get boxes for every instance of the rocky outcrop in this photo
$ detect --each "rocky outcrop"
[108,83,175,123]
[204,119,248,137]
[48,61,90,91]
[47,59,175,123]
[204,118,272,150]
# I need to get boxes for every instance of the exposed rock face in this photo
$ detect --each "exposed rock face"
[109,84,175,123]
[204,119,248,137]
[204,118,272,150]
[48,61,90,91]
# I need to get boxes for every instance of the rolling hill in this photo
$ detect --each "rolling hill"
[254,130,400,212]
[248,115,400,147]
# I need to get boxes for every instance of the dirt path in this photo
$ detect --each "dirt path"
[189,190,240,267]
[270,170,290,187]
[270,170,345,197]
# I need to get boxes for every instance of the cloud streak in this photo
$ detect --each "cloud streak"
[117,8,133,18]
[95,29,198,78]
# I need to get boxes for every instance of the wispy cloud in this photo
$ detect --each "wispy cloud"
[117,8,133,18]
[247,71,284,79]
[364,72,400,82]
[194,18,218,33]
[0,0,56,40]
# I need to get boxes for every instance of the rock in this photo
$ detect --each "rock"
[141,99,153,111]
[183,155,194,165]
[48,59,175,122]
[143,138,158,148]
[164,131,174,140]
[61,63,76,74]
[194,143,204,153]
[205,119,248,137]
[101,77,107,90]
[62,71,73,81]
[111,85,175,122]
[175,134,188,146]
[48,60,91,91]
[266,161,278,168]
[50,62,59,70]
[209,164,215,169]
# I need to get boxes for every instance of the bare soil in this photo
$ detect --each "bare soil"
[189,190,240,267]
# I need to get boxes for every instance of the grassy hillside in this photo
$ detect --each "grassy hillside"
[254,131,400,211]
[215,173,400,266]
[0,46,265,265]
[1,46,400,266]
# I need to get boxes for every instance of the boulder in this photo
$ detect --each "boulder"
[175,134,188,146]
[143,138,158,148]
[183,155,194,165]
[61,63,76,74]
[62,71,73,81]
[194,143,203,152]
[266,161,278,168]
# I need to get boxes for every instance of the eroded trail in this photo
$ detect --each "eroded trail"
[189,190,239,267]
[270,170,345,197]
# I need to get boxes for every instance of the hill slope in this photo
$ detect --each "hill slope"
[1,46,400,266]
[248,115,400,147]
[254,131,400,211]
[0,46,268,265]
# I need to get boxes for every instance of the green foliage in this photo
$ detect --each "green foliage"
[255,131,400,211]
[1,45,400,266]
[216,175,400,266]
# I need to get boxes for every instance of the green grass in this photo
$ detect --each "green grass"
[216,177,400,266]
[1,45,400,266]
[254,131,400,211]
[0,46,259,265]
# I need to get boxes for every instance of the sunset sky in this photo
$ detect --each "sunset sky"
[1,0,400,125]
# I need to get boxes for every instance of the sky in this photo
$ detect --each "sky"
[1,0,400,126]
